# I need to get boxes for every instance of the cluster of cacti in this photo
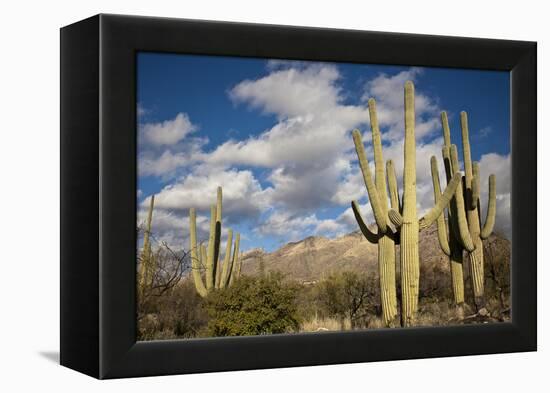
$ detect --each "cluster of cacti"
[189,186,242,297]
[138,194,156,298]
[430,112,496,310]
[353,81,463,326]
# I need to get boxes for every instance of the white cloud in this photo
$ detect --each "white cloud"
[478,153,511,238]
[362,68,440,141]
[229,65,343,118]
[143,167,270,225]
[142,113,197,146]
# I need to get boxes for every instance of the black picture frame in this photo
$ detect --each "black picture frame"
[60,14,536,379]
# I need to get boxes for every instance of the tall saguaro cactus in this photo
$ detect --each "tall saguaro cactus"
[456,112,496,309]
[189,186,241,297]
[386,82,463,326]
[351,98,398,327]
[138,195,155,298]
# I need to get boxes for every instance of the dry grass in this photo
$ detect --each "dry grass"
[300,315,351,332]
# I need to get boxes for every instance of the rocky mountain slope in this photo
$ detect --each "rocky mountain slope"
[240,224,510,284]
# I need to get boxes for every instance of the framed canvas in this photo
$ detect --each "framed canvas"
[60,14,536,379]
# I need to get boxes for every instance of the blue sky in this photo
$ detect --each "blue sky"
[137,52,511,252]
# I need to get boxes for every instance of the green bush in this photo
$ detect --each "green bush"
[205,273,300,336]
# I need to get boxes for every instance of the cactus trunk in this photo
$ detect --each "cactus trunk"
[450,249,465,304]
[189,208,208,297]
[229,233,240,286]
[400,81,420,326]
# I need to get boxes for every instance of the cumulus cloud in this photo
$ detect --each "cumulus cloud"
[229,65,343,118]
[137,112,206,178]
[477,153,511,238]
[143,167,270,224]
[141,113,197,146]
[208,65,371,214]
[362,68,440,141]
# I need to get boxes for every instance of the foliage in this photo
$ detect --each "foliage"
[316,271,376,329]
[138,279,208,341]
[205,273,300,336]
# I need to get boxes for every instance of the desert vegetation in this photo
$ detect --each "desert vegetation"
[137,81,509,341]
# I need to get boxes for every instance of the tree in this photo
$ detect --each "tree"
[137,225,188,320]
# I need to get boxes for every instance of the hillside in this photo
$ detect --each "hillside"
[239,223,510,284]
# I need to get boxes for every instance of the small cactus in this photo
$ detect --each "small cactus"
[189,187,241,297]
[138,195,155,298]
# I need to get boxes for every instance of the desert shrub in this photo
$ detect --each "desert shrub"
[294,282,322,322]
[138,279,208,341]
[205,273,301,336]
[419,261,453,302]
[316,271,376,329]
[484,237,511,313]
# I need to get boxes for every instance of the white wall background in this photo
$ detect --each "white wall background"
[0,0,545,390]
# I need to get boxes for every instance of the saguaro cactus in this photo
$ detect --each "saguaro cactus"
[351,98,398,327]
[430,150,466,305]
[386,82,463,326]
[189,187,241,297]
[429,112,489,307]
[138,195,155,298]
[455,112,496,309]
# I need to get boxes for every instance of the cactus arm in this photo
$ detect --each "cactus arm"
[216,186,222,222]
[471,162,481,210]
[402,81,417,222]
[386,160,401,212]
[441,111,452,148]
[460,112,474,188]
[419,172,462,230]
[368,99,390,215]
[189,208,208,298]
[351,201,379,243]
[449,145,475,252]
[215,259,222,289]
[205,205,217,291]
[442,146,455,183]
[388,209,403,227]
[219,229,233,289]
[228,233,240,286]
[236,252,243,278]
[212,187,223,283]
[429,157,451,256]
[480,175,497,239]
[352,129,388,232]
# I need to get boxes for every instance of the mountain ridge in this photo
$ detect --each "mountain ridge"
[240,224,510,284]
